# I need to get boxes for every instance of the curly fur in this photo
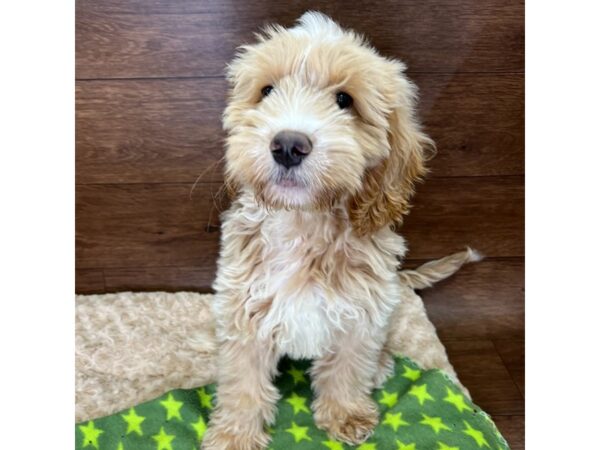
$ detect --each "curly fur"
[202,12,473,449]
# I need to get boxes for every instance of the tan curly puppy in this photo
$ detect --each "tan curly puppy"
[203,12,478,450]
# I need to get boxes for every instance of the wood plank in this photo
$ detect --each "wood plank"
[402,176,524,259]
[493,415,525,450]
[76,74,523,184]
[75,79,225,184]
[419,74,523,178]
[76,0,523,79]
[75,269,105,294]
[493,339,525,396]
[444,340,524,416]
[76,183,224,269]
[103,266,215,293]
[76,177,522,271]
[416,259,524,341]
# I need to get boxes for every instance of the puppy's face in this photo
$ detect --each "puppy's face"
[224,12,433,233]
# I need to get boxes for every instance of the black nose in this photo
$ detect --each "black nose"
[270,130,312,169]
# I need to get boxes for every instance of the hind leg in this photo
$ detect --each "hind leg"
[373,346,395,388]
[385,285,470,396]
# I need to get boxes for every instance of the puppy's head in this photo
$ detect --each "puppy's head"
[223,12,434,234]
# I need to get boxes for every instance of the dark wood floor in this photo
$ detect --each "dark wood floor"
[76,1,524,448]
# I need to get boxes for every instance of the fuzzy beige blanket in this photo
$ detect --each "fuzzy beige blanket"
[75,285,462,422]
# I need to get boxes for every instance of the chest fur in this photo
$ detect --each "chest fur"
[214,201,406,358]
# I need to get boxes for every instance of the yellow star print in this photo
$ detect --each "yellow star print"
[286,392,310,414]
[383,412,409,431]
[396,440,416,450]
[322,439,345,450]
[438,442,459,450]
[121,408,145,436]
[409,384,434,405]
[191,415,207,440]
[402,365,421,381]
[152,427,175,450]
[197,387,213,409]
[286,421,311,442]
[420,414,451,434]
[444,388,470,413]
[357,444,377,450]
[287,366,308,385]
[463,421,490,448]
[79,421,103,449]
[160,393,183,420]
[379,390,398,408]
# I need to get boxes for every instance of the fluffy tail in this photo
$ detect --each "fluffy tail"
[398,247,483,290]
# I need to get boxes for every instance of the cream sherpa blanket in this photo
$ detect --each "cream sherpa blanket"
[75,285,462,423]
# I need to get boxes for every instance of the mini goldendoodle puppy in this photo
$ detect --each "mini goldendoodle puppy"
[203,12,477,450]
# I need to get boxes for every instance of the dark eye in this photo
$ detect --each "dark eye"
[261,85,274,98]
[336,92,353,109]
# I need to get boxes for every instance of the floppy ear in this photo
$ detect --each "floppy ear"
[349,80,435,235]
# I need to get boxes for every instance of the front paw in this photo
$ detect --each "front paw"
[313,397,379,445]
[201,423,270,450]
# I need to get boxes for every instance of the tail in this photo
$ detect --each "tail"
[399,247,483,290]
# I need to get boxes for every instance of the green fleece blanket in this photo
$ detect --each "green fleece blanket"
[76,356,509,450]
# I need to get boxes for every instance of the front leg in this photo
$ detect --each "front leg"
[202,337,279,450]
[310,328,383,445]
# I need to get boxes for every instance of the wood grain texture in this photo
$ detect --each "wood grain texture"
[494,339,525,396]
[420,74,523,178]
[419,259,524,340]
[402,176,524,259]
[104,266,216,293]
[493,415,525,450]
[76,183,224,269]
[76,74,523,184]
[76,177,522,271]
[75,79,225,184]
[444,340,524,416]
[75,269,105,294]
[76,0,523,79]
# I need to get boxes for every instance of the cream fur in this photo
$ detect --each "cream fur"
[205,11,459,449]
[75,287,467,424]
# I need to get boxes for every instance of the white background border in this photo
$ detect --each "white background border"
[527,0,600,447]
[1,0,74,447]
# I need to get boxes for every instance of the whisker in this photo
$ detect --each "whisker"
[205,182,230,232]
[189,156,226,200]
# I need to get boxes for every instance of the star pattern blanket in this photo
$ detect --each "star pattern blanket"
[76,356,509,450]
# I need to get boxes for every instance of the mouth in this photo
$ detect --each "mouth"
[275,178,302,188]
[273,170,306,189]
[261,169,314,208]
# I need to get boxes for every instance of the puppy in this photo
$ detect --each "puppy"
[203,12,474,450]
